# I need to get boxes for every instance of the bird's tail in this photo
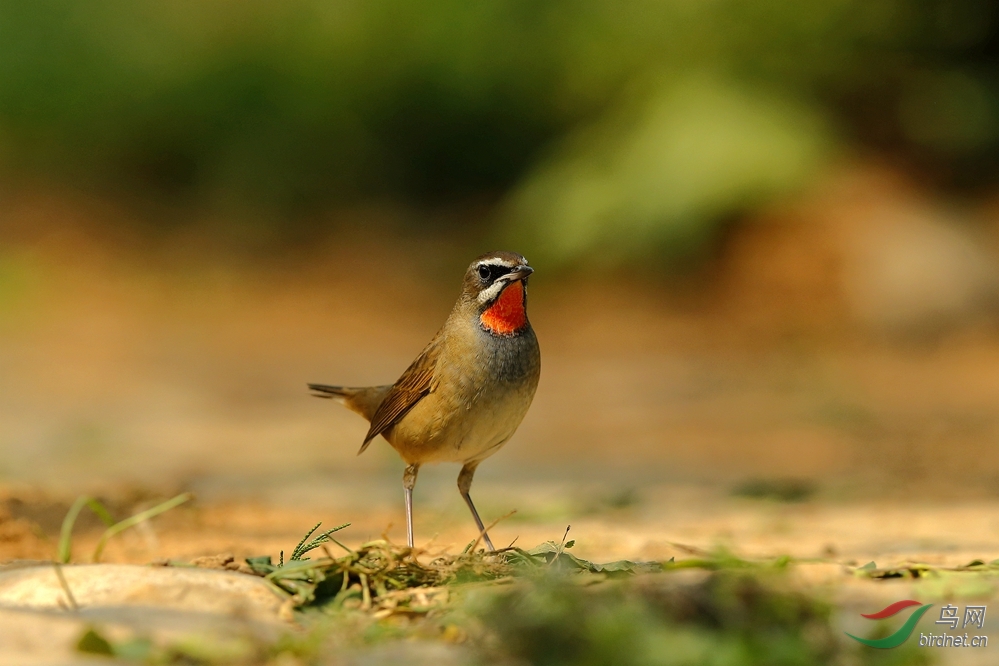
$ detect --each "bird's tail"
[308,383,352,400]
[307,383,391,423]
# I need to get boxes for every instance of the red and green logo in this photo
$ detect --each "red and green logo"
[846,600,934,649]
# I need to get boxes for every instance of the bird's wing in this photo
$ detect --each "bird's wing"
[358,336,442,454]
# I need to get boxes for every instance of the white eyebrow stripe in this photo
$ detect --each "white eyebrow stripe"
[475,258,518,268]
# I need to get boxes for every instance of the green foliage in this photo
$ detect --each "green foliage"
[0,0,996,263]
[517,539,664,576]
[502,76,831,266]
[243,528,667,613]
[473,572,842,666]
[852,558,999,599]
[0,1,579,208]
[733,478,816,503]
[0,252,37,324]
[282,520,350,565]
[240,528,929,665]
[852,557,999,580]
[76,628,113,655]
[72,522,946,666]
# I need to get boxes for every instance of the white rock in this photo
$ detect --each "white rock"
[0,564,283,620]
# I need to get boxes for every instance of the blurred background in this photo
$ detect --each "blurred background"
[3,0,999,559]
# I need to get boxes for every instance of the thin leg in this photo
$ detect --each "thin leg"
[458,462,494,551]
[403,464,420,548]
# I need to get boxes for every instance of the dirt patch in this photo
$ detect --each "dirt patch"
[0,504,49,561]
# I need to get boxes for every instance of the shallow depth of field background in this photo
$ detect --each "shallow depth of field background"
[3,0,999,563]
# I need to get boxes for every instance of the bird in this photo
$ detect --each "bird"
[308,251,540,551]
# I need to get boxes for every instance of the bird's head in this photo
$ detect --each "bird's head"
[461,250,533,336]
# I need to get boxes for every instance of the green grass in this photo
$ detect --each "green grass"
[732,478,816,503]
[53,485,999,666]
[58,492,192,563]
[51,497,992,664]
[72,520,952,665]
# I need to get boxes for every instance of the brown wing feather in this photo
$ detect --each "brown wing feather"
[358,337,441,454]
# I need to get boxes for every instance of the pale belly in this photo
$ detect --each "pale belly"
[385,378,537,465]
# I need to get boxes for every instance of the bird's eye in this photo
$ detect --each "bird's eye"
[478,265,491,281]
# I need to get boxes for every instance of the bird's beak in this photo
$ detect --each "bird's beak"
[506,265,534,281]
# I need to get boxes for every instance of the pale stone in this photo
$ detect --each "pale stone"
[0,564,283,621]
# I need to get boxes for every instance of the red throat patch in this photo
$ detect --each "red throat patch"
[480,280,527,335]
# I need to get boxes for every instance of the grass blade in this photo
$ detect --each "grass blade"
[91,492,192,563]
[58,496,115,564]
[290,522,351,561]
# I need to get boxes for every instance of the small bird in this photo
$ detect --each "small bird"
[309,251,540,550]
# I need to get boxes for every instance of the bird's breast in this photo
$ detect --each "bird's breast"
[387,324,540,464]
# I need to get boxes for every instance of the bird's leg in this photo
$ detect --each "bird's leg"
[403,463,420,548]
[458,462,495,551]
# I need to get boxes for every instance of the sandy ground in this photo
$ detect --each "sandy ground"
[7,480,999,572]
[3,483,999,663]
